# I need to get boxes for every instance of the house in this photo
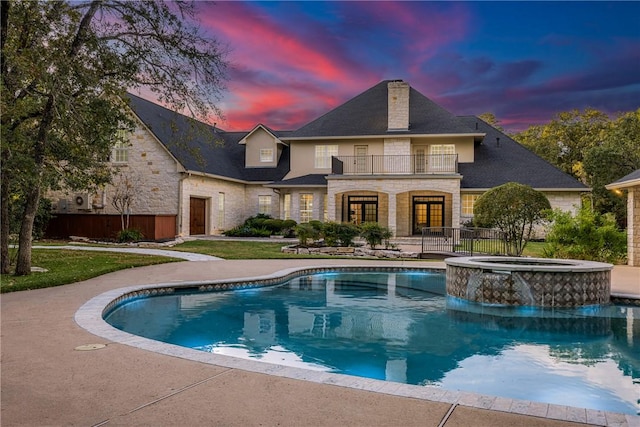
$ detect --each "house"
[46,80,588,241]
[606,169,640,266]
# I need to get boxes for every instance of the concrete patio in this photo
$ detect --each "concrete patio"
[1,257,638,426]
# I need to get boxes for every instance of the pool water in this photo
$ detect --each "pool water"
[104,270,640,415]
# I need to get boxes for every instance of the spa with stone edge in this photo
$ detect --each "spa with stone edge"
[445,256,613,307]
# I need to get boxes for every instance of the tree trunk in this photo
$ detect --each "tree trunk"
[1,165,10,274]
[14,185,41,275]
[15,95,53,275]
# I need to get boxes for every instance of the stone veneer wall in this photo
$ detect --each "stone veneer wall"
[49,123,181,216]
[629,187,639,266]
[446,264,611,307]
[327,176,461,237]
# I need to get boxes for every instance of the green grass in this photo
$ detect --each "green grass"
[0,249,179,293]
[171,239,342,259]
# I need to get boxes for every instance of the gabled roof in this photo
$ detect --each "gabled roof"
[127,94,290,183]
[239,123,289,146]
[286,80,481,138]
[457,116,588,190]
[606,169,640,189]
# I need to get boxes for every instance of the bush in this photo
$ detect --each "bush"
[321,222,360,247]
[295,223,319,246]
[359,222,392,249]
[117,228,144,243]
[223,214,297,237]
[543,205,626,263]
[474,182,550,256]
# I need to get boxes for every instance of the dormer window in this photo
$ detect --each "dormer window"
[260,148,274,162]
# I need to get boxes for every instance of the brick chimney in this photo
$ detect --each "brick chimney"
[387,80,410,131]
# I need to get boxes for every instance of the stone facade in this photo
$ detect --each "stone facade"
[49,124,181,216]
[387,81,410,131]
[327,176,461,236]
[629,187,639,266]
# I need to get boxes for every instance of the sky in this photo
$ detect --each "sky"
[183,1,640,133]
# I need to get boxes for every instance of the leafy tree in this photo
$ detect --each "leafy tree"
[477,112,503,132]
[513,109,610,180]
[543,205,626,263]
[582,109,640,227]
[1,1,228,274]
[473,182,551,256]
[512,108,640,226]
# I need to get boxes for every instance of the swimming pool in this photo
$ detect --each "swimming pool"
[103,268,639,416]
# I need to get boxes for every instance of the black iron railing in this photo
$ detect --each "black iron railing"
[331,154,458,175]
[421,227,507,256]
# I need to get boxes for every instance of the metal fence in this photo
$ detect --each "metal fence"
[332,154,458,175]
[421,227,507,256]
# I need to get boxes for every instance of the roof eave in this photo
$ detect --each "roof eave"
[605,179,640,190]
[282,132,485,142]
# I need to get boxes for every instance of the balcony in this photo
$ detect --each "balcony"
[331,154,458,175]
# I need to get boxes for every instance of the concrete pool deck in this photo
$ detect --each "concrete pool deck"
[1,258,639,426]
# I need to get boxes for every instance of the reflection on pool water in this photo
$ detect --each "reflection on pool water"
[104,270,640,415]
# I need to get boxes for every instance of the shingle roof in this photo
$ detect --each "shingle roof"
[608,169,640,186]
[457,116,588,190]
[127,94,290,182]
[287,80,479,138]
[266,174,328,187]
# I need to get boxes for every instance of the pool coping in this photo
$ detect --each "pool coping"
[75,264,639,427]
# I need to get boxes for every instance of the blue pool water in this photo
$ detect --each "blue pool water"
[105,270,640,415]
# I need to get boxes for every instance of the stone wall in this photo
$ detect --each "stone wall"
[49,123,181,216]
[629,187,639,266]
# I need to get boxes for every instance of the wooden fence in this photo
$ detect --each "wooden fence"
[45,214,177,241]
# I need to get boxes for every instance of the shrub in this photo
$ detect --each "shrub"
[223,214,296,237]
[295,223,319,246]
[321,222,360,247]
[474,182,551,256]
[117,228,144,243]
[359,222,392,249]
[543,205,626,263]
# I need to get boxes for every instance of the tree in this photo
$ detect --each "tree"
[477,112,503,132]
[110,169,143,232]
[512,108,640,226]
[1,1,228,275]
[512,108,610,179]
[582,109,640,227]
[473,182,551,256]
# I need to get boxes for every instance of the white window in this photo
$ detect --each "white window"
[462,194,480,216]
[111,130,129,163]
[260,148,274,162]
[217,193,225,228]
[283,194,291,220]
[429,144,455,171]
[299,194,313,223]
[315,145,338,169]
[258,195,271,215]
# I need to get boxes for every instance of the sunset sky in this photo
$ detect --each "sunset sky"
[174,1,640,133]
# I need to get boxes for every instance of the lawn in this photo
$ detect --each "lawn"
[0,249,179,293]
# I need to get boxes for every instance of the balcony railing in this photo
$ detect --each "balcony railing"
[331,154,458,175]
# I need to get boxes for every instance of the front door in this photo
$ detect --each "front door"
[189,197,206,235]
[413,196,444,234]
